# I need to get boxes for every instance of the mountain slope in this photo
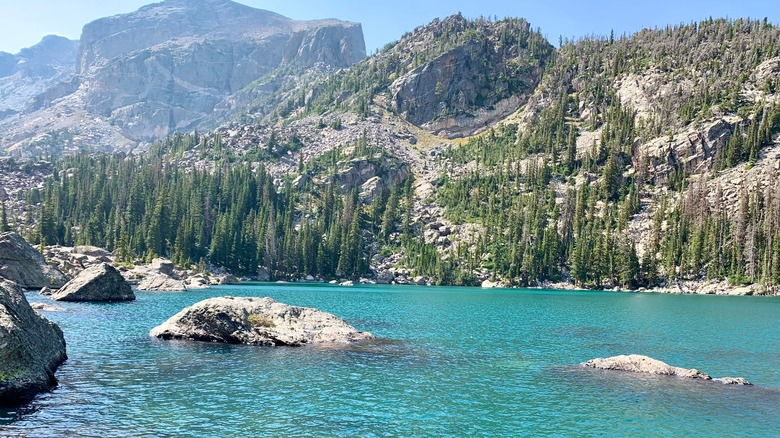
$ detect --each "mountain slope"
[9,14,780,294]
[269,14,553,138]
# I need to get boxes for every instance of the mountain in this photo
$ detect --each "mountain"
[0,35,79,120]
[0,0,366,156]
[269,14,553,138]
[4,13,780,293]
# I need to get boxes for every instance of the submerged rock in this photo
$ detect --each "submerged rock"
[581,355,751,385]
[0,232,68,289]
[150,296,373,347]
[29,302,65,312]
[0,279,67,404]
[51,263,135,302]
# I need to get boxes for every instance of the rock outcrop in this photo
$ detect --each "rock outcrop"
[148,258,175,276]
[138,274,187,292]
[44,245,115,278]
[51,263,135,302]
[581,355,751,385]
[0,279,67,404]
[150,296,373,346]
[0,232,68,289]
[389,15,552,138]
[135,258,188,291]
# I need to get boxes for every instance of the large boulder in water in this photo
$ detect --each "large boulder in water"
[581,355,751,385]
[51,263,135,302]
[0,279,67,404]
[0,232,68,289]
[150,296,373,346]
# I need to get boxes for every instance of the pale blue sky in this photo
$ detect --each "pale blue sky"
[1,0,778,54]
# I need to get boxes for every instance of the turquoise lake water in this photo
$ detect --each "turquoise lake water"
[2,284,780,437]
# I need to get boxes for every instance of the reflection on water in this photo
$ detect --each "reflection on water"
[1,285,778,436]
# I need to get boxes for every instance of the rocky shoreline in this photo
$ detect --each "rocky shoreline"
[540,280,777,297]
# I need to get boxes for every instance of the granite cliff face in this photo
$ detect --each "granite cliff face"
[0,36,79,120]
[0,0,366,154]
[389,16,551,137]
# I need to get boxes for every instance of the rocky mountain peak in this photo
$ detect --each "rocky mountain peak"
[0,35,78,79]
[77,0,292,73]
[0,1,366,154]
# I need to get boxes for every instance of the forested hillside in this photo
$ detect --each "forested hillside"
[14,16,780,292]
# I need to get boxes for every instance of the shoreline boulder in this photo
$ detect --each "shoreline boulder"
[1,280,68,405]
[138,273,187,292]
[151,296,373,347]
[52,263,135,302]
[581,354,751,385]
[0,232,68,289]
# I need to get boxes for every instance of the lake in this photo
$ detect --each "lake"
[3,284,780,437]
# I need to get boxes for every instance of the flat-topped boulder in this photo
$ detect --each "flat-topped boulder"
[150,296,373,347]
[0,232,68,289]
[51,263,135,302]
[1,279,68,405]
[148,258,175,276]
[582,355,751,385]
[137,273,187,292]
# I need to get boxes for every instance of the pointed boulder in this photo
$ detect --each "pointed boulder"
[52,263,134,302]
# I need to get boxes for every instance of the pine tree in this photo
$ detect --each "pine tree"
[1,202,9,232]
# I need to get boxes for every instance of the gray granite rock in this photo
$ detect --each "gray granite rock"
[0,232,68,289]
[138,273,187,292]
[51,263,134,302]
[151,296,373,346]
[0,279,67,404]
[582,355,751,385]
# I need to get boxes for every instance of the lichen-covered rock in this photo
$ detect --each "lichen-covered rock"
[581,355,751,385]
[150,296,373,346]
[0,232,68,289]
[0,279,67,404]
[51,263,134,302]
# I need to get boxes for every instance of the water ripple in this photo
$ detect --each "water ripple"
[3,286,779,436]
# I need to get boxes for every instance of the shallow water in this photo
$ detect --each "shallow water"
[3,284,780,437]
